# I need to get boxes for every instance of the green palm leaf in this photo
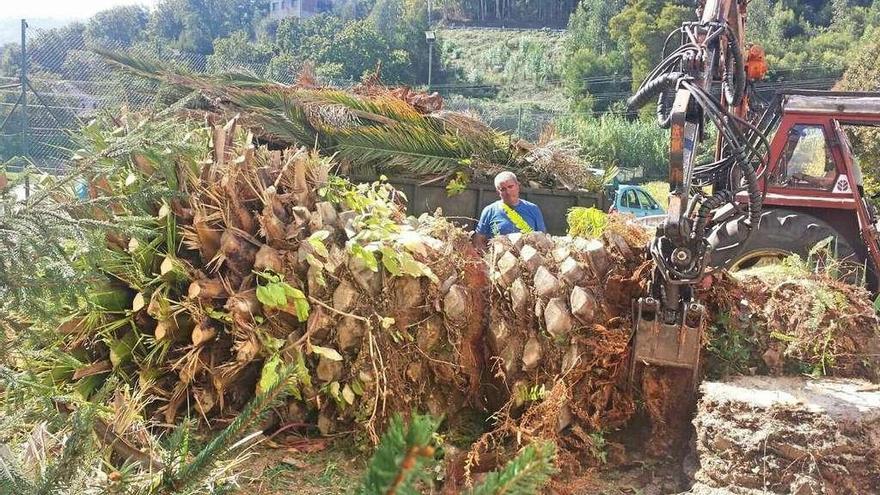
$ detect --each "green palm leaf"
[333,123,472,176]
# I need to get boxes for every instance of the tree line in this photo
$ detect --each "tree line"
[562,0,880,114]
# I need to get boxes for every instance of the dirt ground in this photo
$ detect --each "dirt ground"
[233,412,694,495]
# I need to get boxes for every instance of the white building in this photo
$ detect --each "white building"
[267,0,322,20]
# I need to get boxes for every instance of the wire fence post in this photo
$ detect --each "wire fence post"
[516,103,523,137]
[20,19,29,198]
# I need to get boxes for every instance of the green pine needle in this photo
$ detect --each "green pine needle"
[164,363,297,493]
[357,413,441,495]
[467,442,557,495]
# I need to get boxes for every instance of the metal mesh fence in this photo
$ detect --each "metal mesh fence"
[0,20,332,173]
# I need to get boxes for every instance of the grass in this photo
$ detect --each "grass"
[555,115,669,176]
[443,94,567,140]
[437,28,566,90]
[568,206,609,238]
[434,28,569,139]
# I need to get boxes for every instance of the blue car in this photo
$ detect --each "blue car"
[610,185,665,217]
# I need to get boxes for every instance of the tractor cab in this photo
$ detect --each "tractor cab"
[713,91,880,287]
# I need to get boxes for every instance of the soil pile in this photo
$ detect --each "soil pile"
[692,376,880,494]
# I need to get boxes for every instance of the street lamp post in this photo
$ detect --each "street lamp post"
[425,30,436,89]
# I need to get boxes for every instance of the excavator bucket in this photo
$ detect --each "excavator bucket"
[629,297,705,390]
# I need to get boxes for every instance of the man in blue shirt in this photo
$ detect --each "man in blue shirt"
[473,171,546,250]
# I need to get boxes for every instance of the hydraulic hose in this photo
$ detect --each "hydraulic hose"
[694,190,733,238]
[626,72,685,129]
[722,32,746,106]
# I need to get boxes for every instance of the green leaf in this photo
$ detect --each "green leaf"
[268,284,288,307]
[293,296,310,322]
[282,285,310,321]
[399,253,423,278]
[351,379,364,396]
[306,253,324,269]
[770,331,797,342]
[342,384,355,405]
[312,345,343,361]
[379,245,402,276]
[257,353,282,395]
[256,285,273,307]
[308,231,330,258]
[351,243,379,272]
[329,381,341,400]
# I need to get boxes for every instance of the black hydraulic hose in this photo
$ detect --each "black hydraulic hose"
[722,31,746,106]
[657,91,674,129]
[627,72,685,111]
[661,27,683,58]
[626,72,687,128]
[680,80,762,235]
[694,190,733,238]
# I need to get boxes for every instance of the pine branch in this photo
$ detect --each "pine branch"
[0,456,35,495]
[357,413,441,495]
[34,406,97,495]
[161,418,193,485]
[164,363,297,493]
[467,442,557,495]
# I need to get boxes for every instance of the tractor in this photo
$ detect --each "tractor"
[709,90,880,290]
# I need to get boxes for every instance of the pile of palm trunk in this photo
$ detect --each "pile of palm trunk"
[48,113,880,481]
[47,114,650,468]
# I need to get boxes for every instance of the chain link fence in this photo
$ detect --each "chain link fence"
[0,20,215,173]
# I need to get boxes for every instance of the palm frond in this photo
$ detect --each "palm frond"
[302,90,430,127]
[333,124,471,176]
[226,91,320,147]
[94,48,170,82]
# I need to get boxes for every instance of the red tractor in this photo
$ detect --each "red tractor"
[624,0,880,387]
[709,90,880,288]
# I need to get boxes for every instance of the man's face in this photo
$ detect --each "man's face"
[497,178,520,206]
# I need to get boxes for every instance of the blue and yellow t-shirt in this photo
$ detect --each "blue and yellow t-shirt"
[476,199,546,238]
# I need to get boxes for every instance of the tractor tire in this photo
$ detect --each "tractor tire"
[708,208,863,273]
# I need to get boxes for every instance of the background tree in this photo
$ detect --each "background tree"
[609,0,692,93]
[206,30,274,74]
[28,23,85,75]
[563,0,628,113]
[148,0,187,41]
[84,5,150,48]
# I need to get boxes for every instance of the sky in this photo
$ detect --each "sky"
[3,0,160,20]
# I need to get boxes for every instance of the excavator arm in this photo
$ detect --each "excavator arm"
[627,0,770,387]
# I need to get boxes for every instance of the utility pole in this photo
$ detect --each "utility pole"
[428,0,432,24]
[20,19,29,198]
